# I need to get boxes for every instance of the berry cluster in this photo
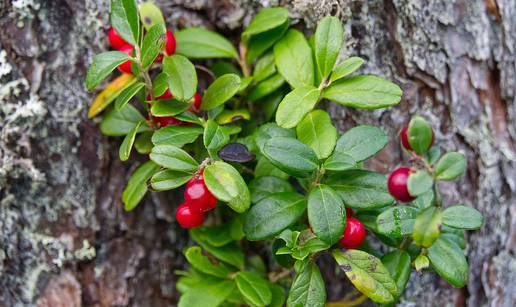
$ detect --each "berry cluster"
[176,172,217,229]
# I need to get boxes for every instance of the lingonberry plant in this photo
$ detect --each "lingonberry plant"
[86,1,484,306]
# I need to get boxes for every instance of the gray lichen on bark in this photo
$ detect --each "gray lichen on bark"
[0,0,514,306]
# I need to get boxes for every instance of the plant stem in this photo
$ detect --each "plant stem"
[237,43,251,77]
[268,268,292,283]
[134,44,156,127]
[400,237,412,250]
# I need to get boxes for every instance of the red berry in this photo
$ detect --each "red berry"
[184,177,217,213]
[387,167,415,202]
[154,116,184,127]
[117,45,133,74]
[400,125,435,151]
[157,89,173,100]
[165,30,176,55]
[108,27,129,50]
[339,217,366,249]
[191,92,202,111]
[176,203,204,228]
[346,207,353,217]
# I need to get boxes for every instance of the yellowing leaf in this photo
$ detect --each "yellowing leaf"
[88,74,136,118]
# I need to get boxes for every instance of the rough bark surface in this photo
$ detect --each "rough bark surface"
[0,0,514,306]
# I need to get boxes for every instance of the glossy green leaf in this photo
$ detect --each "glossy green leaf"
[150,169,192,191]
[253,52,276,82]
[269,283,286,307]
[119,121,142,161]
[247,74,285,101]
[275,86,320,128]
[323,152,356,171]
[110,0,140,45]
[332,249,397,304]
[178,278,235,307]
[308,185,346,245]
[152,72,168,97]
[190,224,233,247]
[141,23,166,69]
[287,262,326,307]
[244,192,306,241]
[407,116,433,155]
[314,16,343,78]
[150,99,190,117]
[163,55,197,101]
[85,51,131,90]
[407,170,433,196]
[204,161,251,213]
[425,146,442,165]
[381,250,411,297]
[151,125,203,147]
[414,254,430,272]
[243,7,289,37]
[255,123,295,153]
[334,125,388,162]
[235,272,272,307]
[100,104,149,136]
[427,237,468,287]
[200,74,241,110]
[191,231,245,269]
[262,137,319,177]
[149,145,199,172]
[203,119,230,151]
[172,111,203,126]
[249,176,295,204]
[115,82,145,110]
[296,110,337,159]
[413,206,442,247]
[435,152,466,181]
[323,75,402,109]
[273,29,314,88]
[330,57,365,83]
[122,161,160,211]
[246,21,289,62]
[185,246,234,278]
[327,170,394,209]
[254,157,289,179]
[376,206,417,238]
[442,205,483,230]
[175,27,238,59]
[216,109,250,125]
[139,2,164,30]
[134,131,153,154]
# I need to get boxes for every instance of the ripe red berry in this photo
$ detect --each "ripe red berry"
[108,27,129,50]
[117,44,133,74]
[400,125,435,151]
[165,30,176,55]
[345,207,353,217]
[154,116,184,127]
[387,167,415,202]
[157,89,173,100]
[191,92,202,111]
[184,176,217,213]
[176,203,204,228]
[339,217,366,249]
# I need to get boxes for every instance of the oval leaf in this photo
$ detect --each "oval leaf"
[276,86,321,128]
[381,250,411,298]
[139,2,165,30]
[119,121,142,161]
[100,104,149,136]
[185,246,234,278]
[330,57,365,83]
[262,137,319,177]
[314,16,343,78]
[151,125,202,146]
[149,145,199,172]
[115,82,145,110]
[85,51,131,90]
[235,272,272,307]
[296,110,337,159]
[110,0,140,45]
[122,161,160,211]
[334,125,388,162]
[273,29,314,88]
[249,176,295,204]
[427,237,468,287]
[442,205,483,230]
[218,143,255,163]
[435,152,466,181]
[413,206,442,247]
[308,185,346,245]
[201,74,241,110]
[204,161,251,213]
[407,170,434,196]
[141,23,166,69]
[150,169,192,191]
[376,206,418,238]
[163,55,197,101]
[287,262,326,307]
[175,27,238,59]
[407,116,433,155]
[243,7,289,36]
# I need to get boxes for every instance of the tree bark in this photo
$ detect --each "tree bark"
[0,0,514,306]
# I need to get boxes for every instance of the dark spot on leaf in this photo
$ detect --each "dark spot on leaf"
[341,264,352,272]
[349,274,356,280]
[145,17,152,24]
[218,142,255,163]
[231,116,244,123]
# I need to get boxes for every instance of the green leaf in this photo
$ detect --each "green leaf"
[273,29,314,88]
[376,206,418,238]
[134,131,153,154]
[413,206,442,247]
[255,123,295,153]
[203,119,230,151]
[247,74,285,102]
[204,161,251,213]
[174,111,203,125]
[190,224,234,247]
[122,161,160,211]
[330,57,365,83]
[327,170,394,209]
[246,21,289,62]
[119,121,142,161]
[184,246,234,278]
[308,185,346,245]
[427,237,468,287]
[85,51,131,90]
[442,205,483,230]
[152,72,168,97]
[322,75,402,109]
[235,272,272,307]
[314,16,343,79]
[425,146,441,165]
[414,254,430,272]
[332,249,397,304]
[323,152,356,171]
[163,55,197,101]
[407,116,433,155]
[150,99,190,117]
[262,137,319,177]
[238,76,254,93]
[200,74,241,110]
[244,192,306,241]
[269,283,286,307]
[254,157,289,180]
[287,262,326,307]
[435,152,466,181]
[381,250,411,297]
[276,86,320,128]
[191,231,245,269]
[138,2,165,30]
[151,125,202,147]
[178,278,235,307]
[296,110,337,159]
[175,27,238,59]
[115,82,145,110]
[253,52,276,82]
[100,104,149,136]
[110,0,140,45]
[334,125,388,162]
[216,109,250,125]
[412,190,434,209]
[149,145,199,172]
[249,176,295,204]
[150,169,192,191]
[141,23,167,69]
[407,170,434,196]
[243,7,289,37]
[88,74,136,118]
